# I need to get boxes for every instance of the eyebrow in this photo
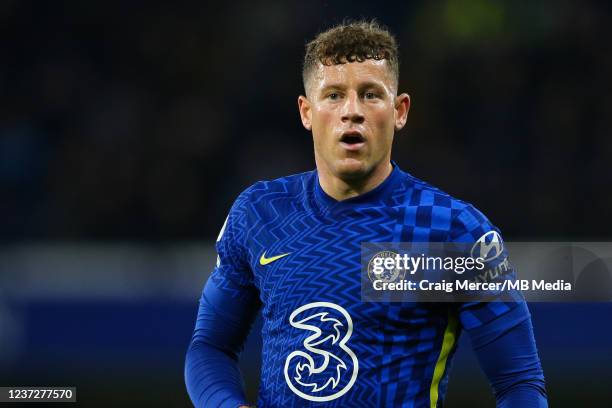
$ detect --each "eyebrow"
[357,81,386,90]
[319,83,345,92]
[319,81,386,93]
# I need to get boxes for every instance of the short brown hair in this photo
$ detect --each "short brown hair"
[302,20,399,92]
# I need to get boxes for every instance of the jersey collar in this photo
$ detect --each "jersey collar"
[314,161,403,210]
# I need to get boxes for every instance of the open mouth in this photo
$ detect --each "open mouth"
[340,133,365,145]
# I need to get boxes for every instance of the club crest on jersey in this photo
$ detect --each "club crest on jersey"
[284,302,359,402]
[367,250,406,283]
[470,230,504,262]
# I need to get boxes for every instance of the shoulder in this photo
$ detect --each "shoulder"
[227,170,317,222]
[236,170,316,205]
[244,170,316,199]
[397,168,500,241]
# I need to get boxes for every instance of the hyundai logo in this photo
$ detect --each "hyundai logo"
[470,231,504,262]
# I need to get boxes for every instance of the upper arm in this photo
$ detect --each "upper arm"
[450,204,546,405]
[192,191,262,356]
[450,203,525,330]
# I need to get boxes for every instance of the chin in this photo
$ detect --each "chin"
[334,158,371,180]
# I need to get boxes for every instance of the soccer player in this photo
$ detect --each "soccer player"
[185,21,547,407]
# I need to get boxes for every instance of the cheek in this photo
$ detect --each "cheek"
[371,109,396,137]
[311,111,332,150]
[312,108,336,135]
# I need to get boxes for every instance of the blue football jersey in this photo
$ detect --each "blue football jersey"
[207,163,528,407]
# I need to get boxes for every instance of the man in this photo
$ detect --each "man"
[185,21,547,407]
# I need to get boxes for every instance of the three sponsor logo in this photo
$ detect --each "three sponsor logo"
[284,302,359,402]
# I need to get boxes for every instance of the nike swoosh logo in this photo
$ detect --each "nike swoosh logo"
[259,251,291,266]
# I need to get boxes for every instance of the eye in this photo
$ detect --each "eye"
[328,92,340,100]
[365,92,377,99]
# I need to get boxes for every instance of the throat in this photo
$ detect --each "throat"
[319,162,393,202]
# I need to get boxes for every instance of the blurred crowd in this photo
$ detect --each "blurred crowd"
[1,0,611,240]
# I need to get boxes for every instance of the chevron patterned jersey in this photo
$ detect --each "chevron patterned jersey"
[205,162,528,407]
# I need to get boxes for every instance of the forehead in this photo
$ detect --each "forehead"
[310,59,395,89]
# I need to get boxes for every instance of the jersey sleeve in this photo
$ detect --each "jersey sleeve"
[450,204,547,406]
[449,204,526,331]
[472,317,547,407]
[185,190,261,408]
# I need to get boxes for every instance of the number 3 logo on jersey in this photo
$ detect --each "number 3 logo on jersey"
[284,302,359,402]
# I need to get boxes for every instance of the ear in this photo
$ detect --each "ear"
[394,93,410,131]
[298,95,312,131]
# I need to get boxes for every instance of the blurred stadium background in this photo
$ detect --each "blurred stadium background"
[1,0,611,406]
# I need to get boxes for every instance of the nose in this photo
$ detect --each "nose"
[341,91,364,124]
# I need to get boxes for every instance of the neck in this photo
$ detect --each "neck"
[317,160,393,201]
